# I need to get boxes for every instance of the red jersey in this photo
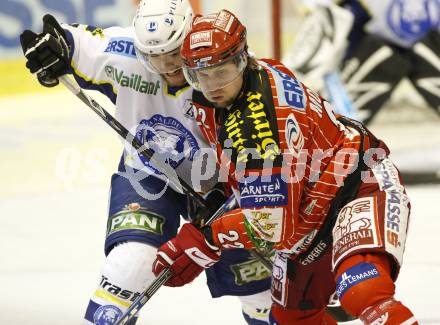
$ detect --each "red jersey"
[192,58,388,256]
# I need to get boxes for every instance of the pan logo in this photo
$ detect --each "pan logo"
[135,114,200,174]
[387,0,439,43]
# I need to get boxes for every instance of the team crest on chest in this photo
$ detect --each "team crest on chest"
[135,114,200,174]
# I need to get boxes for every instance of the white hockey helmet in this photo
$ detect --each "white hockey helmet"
[133,0,193,73]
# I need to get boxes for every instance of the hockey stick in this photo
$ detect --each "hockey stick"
[324,71,358,119]
[58,75,208,209]
[249,250,273,271]
[115,195,238,325]
[58,74,276,315]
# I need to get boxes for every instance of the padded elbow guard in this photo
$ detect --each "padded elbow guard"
[335,253,395,317]
[335,253,417,324]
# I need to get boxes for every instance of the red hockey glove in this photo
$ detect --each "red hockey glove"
[152,238,203,287]
[152,223,221,287]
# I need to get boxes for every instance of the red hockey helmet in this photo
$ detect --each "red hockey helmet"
[180,9,248,91]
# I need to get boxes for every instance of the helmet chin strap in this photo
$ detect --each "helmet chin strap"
[236,56,251,98]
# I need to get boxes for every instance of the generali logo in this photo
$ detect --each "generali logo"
[334,200,371,238]
[332,198,377,265]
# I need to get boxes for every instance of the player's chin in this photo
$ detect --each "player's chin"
[163,70,186,87]
[210,96,231,109]
[211,91,236,108]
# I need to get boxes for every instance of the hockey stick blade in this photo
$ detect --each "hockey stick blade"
[58,75,208,209]
[115,195,238,325]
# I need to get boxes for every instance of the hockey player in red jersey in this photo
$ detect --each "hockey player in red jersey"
[152,9,419,324]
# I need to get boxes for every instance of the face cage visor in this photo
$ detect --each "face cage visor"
[183,51,247,92]
[135,46,183,74]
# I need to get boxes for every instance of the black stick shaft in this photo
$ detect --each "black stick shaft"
[59,75,208,208]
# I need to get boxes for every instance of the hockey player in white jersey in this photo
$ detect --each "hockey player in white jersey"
[19,1,272,324]
[284,0,440,124]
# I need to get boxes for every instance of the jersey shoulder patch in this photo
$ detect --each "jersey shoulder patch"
[260,61,307,110]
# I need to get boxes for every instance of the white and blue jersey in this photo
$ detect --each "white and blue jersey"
[63,23,216,193]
